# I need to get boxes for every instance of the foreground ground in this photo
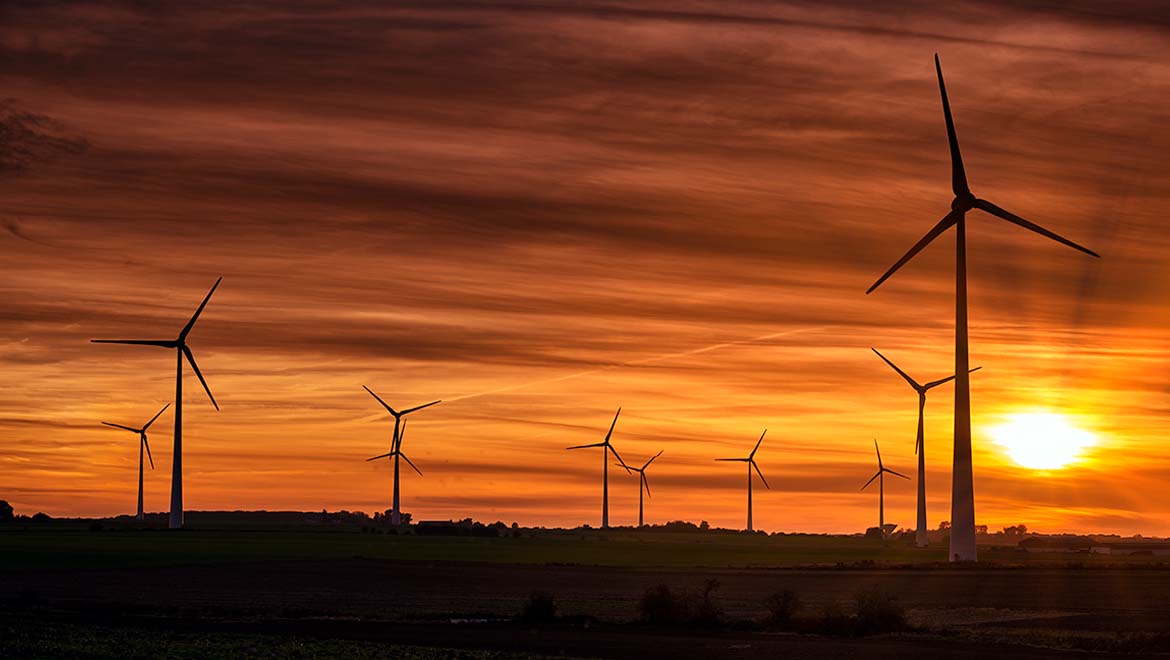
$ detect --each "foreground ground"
[4,527,1170,658]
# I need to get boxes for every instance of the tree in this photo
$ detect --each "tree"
[0,500,13,523]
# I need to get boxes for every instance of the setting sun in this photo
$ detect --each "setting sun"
[989,413,1098,471]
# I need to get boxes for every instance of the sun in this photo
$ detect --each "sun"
[988,412,1097,470]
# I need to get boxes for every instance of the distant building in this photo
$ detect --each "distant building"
[1089,542,1170,556]
[1019,537,1093,553]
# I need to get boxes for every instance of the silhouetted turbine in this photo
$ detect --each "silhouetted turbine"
[92,278,222,529]
[567,408,630,529]
[716,430,769,532]
[617,450,663,527]
[363,386,440,525]
[861,439,909,540]
[873,348,981,548]
[866,55,1099,562]
[102,403,170,521]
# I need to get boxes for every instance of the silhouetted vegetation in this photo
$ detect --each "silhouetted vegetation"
[762,589,803,628]
[638,580,723,628]
[517,590,557,624]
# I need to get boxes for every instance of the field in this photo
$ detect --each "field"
[5,526,1170,658]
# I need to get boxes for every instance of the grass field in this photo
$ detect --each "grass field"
[4,526,1158,573]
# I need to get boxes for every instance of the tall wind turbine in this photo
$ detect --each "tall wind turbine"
[101,403,170,521]
[619,450,662,527]
[716,430,769,532]
[861,439,909,539]
[567,408,629,529]
[92,278,222,529]
[872,348,981,548]
[866,55,1099,561]
[363,386,440,525]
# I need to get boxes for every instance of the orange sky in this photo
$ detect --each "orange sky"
[3,1,1170,535]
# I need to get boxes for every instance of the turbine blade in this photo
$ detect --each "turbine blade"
[749,429,766,459]
[715,458,748,462]
[861,471,880,490]
[567,442,606,450]
[866,210,959,294]
[90,339,175,347]
[603,408,621,445]
[886,468,911,480]
[642,473,651,498]
[179,277,222,340]
[401,400,441,415]
[922,366,981,391]
[362,386,397,415]
[366,452,393,461]
[102,422,138,432]
[871,348,920,390]
[142,403,172,430]
[400,452,424,476]
[398,419,408,449]
[874,438,882,467]
[608,444,630,472]
[974,199,1099,258]
[182,345,218,410]
[752,460,770,489]
[935,53,970,197]
[643,450,663,470]
[142,433,154,469]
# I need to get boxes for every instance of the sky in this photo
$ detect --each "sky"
[2,0,1170,535]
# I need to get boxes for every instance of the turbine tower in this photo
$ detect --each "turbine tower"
[101,403,170,521]
[861,439,909,539]
[363,386,440,525]
[92,278,222,529]
[872,348,981,548]
[567,408,629,529]
[716,430,769,532]
[619,450,662,527]
[866,55,1099,561]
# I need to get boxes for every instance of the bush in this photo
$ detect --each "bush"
[638,580,723,628]
[762,589,803,628]
[853,587,907,634]
[518,590,557,624]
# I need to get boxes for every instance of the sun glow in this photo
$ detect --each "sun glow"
[989,412,1098,470]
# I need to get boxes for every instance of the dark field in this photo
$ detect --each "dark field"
[5,528,1170,658]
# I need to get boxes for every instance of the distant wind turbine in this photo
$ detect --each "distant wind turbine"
[367,419,424,520]
[861,439,909,540]
[618,450,663,527]
[567,408,629,529]
[101,403,170,521]
[716,430,769,532]
[866,55,1099,562]
[92,278,222,529]
[872,348,981,548]
[363,386,440,525]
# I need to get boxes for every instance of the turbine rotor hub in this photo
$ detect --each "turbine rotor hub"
[951,192,976,211]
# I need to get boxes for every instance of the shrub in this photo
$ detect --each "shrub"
[638,581,723,628]
[762,589,803,628]
[518,590,557,624]
[853,587,906,634]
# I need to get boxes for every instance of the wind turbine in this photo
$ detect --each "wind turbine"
[567,407,629,529]
[92,278,222,529]
[716,430,769,532]
[101,403,170,521]
[861,439,909,540]
[866,55,1099,561]
[367,419,424,522]
[618,450,662,527]
[872,348,982,548]
[363,386,440,525]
